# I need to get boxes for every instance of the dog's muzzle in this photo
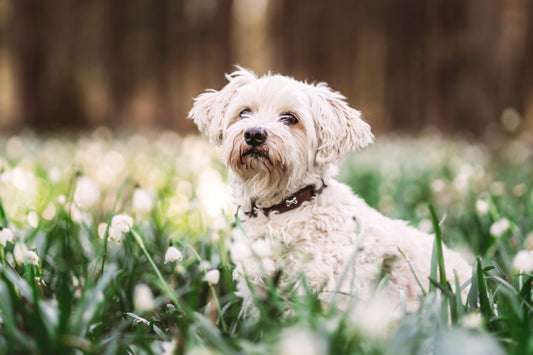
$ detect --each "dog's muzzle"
[244,127,267,147]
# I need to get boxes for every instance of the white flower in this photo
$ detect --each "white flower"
[14,242,28,265]
[74,176,100,209]
[475,199,489,216]
[489,181,505,196]
[417,219,433,233]
[187,346,219,355]
[42,204,56,220]
[501,107,521,132]
[0,227,14,247]
[196,169,232,218]
[105,214,134,244]
[453,165,472,191]
[34,277,46,287]
[435,329,504,355]
[57,195,66,205]
[133,283,155,312]
[27,211,39,228]
[512,250,533,273]
[276,326,327,355]
[26,250,40,266]
[175,264,185,274]
[11,168,35,191]
[205,269,220,285]
[111,214,133,233]
[161,339,178,355]
[0,171,11,184]
[199,260,211,272]
[47,167,62,183]
[513,183,526,197]
[165,246,183,263]
[97,223,108,239]
[212,215,228,231]
[108,225,123,244]
[349,293,397,338]
[66,203,83,223]
[209,231,220,243]
[461,312,483,329]
[524,232,533,250]
[133,188,153,213]
[431,179,446,193]
[490,218,511,237]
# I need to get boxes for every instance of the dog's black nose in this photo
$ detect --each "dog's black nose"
[244,127,267,147]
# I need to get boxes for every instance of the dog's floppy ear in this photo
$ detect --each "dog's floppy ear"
[309,83,373,165]
[188,67,257,146]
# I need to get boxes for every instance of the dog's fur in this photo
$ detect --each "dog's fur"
[189,67,471,312]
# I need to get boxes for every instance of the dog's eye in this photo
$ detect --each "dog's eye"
[239,108,252,119]
[280,113,298,125]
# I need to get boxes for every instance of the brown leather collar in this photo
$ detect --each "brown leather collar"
[242,183,326,218]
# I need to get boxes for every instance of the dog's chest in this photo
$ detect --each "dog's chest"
[242,205,358,262]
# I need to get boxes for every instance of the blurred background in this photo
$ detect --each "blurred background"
[0,0,532,136]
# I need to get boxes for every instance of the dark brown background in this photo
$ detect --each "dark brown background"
[1,0,532,136]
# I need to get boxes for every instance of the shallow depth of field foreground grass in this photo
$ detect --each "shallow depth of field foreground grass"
[0,128,532,354]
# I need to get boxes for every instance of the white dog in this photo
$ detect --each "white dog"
[189,67,471,312]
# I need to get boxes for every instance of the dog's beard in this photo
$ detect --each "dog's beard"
[225,133,289,191]
[240,146,273,168]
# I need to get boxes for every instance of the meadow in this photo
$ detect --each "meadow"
[0,127,532,354]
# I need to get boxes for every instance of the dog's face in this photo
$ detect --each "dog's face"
[189,67,373,194]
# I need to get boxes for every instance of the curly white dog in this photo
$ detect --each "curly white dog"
[189,67,471,312]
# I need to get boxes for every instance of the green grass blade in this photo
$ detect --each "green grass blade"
[125,312,167,339]
[0,280,16,343]
[454,270,464,320]
[398,246,427,297]
[475,259,493,318]
[430,238,438,293]
[0,197,8,227]
[429,205,447,285]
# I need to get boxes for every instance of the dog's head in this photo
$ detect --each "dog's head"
[189,67,373,196]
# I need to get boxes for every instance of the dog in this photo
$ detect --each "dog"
[189,67,471,313]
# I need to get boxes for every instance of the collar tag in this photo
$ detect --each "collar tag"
[285,197,298,207]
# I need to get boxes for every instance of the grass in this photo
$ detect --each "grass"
[0,128,532,354]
